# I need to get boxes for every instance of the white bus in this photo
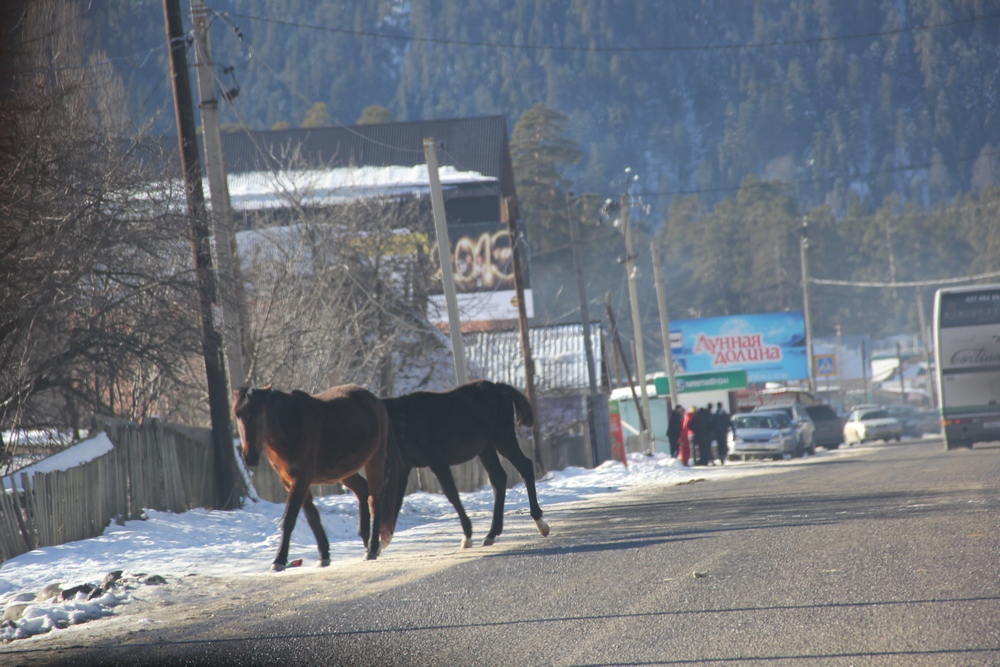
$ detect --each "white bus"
[933,284,1000,449]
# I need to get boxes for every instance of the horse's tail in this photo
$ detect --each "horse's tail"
[497,382,534,428]
[378,404,405,546]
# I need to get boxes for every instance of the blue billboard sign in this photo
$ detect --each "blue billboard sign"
[671,312,808,383]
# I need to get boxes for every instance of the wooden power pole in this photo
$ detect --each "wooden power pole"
[800,217,816,394]
[423,138,468,386]
[620,173,652,454]
[164,0,244,510]
[503,197,545,477]
[568,194,609,466]
[650,241,679,410]
[190,0,253,390]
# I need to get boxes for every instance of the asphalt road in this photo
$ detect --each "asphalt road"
[8,437,1000,666]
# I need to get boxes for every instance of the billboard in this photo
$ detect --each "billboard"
[427,221,533,324]
[671,312,808,383]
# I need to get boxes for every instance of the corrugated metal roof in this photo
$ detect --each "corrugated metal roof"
[464,323,605,395]
[219,116,514,201]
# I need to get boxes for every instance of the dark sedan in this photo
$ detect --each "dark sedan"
[804,403,844,449]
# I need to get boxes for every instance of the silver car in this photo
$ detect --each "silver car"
[752,403,816,456]
[729,412,798,461]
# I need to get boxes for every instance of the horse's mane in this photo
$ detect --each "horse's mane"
[264,389,306,448]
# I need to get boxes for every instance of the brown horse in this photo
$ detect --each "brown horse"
[233,384,401,570]
[384,380,550,548]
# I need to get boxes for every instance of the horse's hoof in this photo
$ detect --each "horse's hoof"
[461,537,473,549]
[482,536,496,547]
[535,518,550,537]
[365,551,378,561]
[270,563,286,572]
[318,558,330,567]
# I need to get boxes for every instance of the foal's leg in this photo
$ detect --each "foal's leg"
[341,473,371,550]
[274,479,311,571]
[477,448,508,546]
[496,437,550,538]
[429,462,474,548]
[300,489,331,567]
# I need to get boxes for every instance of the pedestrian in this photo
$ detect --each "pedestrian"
[679,406,696,466]
[693,404,714,466]
[667,404,683,459]
[713,401,734,464]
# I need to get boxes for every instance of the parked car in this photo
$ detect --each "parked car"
[843,408,902,445]
[804,404,844,449]
[752,403,816,456]
[729,412,798,461]
[883,405,935,437]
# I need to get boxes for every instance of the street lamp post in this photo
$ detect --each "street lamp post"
[800,217,816,394]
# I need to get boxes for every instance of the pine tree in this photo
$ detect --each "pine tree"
[510,104,581,252]
[357,104,394,125]
[510,103,582,324]
[301,102,331,128]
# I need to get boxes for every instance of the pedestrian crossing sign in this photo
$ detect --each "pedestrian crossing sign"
[814,354,836,376]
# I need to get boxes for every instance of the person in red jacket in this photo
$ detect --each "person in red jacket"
[678,405,696,466]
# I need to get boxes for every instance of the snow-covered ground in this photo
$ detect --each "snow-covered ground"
[0,446,842,643]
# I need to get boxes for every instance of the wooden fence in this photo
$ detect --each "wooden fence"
[0,418,216,563]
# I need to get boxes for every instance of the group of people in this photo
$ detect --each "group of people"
[666,402,735,466]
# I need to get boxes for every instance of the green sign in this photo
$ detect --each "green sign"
[654,370,748,395]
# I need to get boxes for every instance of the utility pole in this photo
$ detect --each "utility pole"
[568,193,609,466]
[861,339,869,405]
[190,0,252,391]
[800,217,816,394]
[605,295,647,434]
[567,194,598,396]
[896,341,907,405]
[650,241,679,410]
[423,138,468,386]
[503,197,545,476]
[620,170,652,454]
[163,0,243,510]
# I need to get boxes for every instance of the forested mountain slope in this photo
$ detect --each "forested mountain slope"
[93,1,999,209]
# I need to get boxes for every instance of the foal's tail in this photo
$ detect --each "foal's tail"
[497,382,534,428]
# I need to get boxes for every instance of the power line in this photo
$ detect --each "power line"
[629,148,1000,200]
[220,10,1000,54]
[212,10,424,156]
[210,8,1000,224]
[214,9,1000,204]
